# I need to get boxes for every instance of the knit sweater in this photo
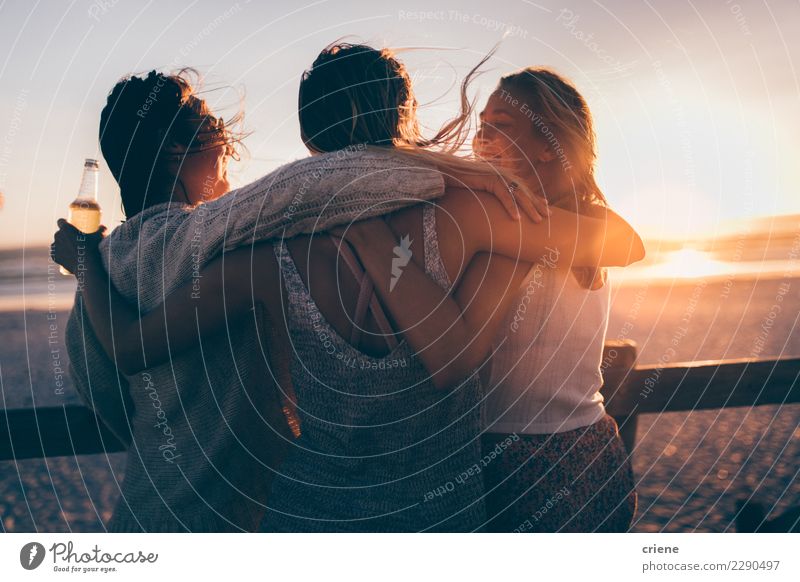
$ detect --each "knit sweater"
[65,148,445,532]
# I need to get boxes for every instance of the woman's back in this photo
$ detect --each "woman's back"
[260,205,486,532]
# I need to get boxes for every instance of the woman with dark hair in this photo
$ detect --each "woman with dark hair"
[55,46,643,532]
[64,70,296,533]
[98,69,238,216]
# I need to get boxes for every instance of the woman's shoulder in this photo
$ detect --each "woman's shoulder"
[437,187,507,224]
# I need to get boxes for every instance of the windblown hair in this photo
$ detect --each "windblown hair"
[499,67,608,288]
[297,43,607,288]
[498,67,607,210]
[299,43,420,152]
[298,42,519,185]
[99,69,244,217]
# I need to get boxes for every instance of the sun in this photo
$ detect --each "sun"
[617,246,730,281]
[651,247,729,279]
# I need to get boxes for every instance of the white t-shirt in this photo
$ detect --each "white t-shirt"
[485,255,609,435]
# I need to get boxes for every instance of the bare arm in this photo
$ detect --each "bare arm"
[337,218,530,390]
[338,189,643,389]
[335,219,484,389]
[437,194,643,375]
[451,252,531,377]
[438,189,645,279]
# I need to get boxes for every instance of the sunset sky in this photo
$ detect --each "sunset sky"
[0,0,798,248]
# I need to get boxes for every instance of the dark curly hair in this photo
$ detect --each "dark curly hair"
[99,69,243,217]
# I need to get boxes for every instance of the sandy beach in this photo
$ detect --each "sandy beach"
[1,308,125,532]
[1,273,798,532]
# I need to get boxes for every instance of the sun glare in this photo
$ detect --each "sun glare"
[653,247,729,279]
[622,246,731,281]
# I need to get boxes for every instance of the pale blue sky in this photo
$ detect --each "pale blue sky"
[1,0,798,248]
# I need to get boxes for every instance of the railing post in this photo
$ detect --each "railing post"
[0,406,126,461]
[601,340,639,459]
[617,415,639,459]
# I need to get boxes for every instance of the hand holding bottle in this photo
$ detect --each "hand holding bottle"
[60,158,102,274]
[51,219,106,275]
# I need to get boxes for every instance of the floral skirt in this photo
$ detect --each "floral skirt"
[482,415,637,532]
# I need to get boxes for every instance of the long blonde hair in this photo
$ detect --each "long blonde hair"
[498,67,608,288]
[498,67,606,210]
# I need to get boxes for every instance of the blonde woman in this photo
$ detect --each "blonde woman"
[469,68,638,532]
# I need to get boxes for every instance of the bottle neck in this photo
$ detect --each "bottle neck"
[75,168,99,201]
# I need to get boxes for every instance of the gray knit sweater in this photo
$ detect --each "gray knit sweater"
[65,148,445,532]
